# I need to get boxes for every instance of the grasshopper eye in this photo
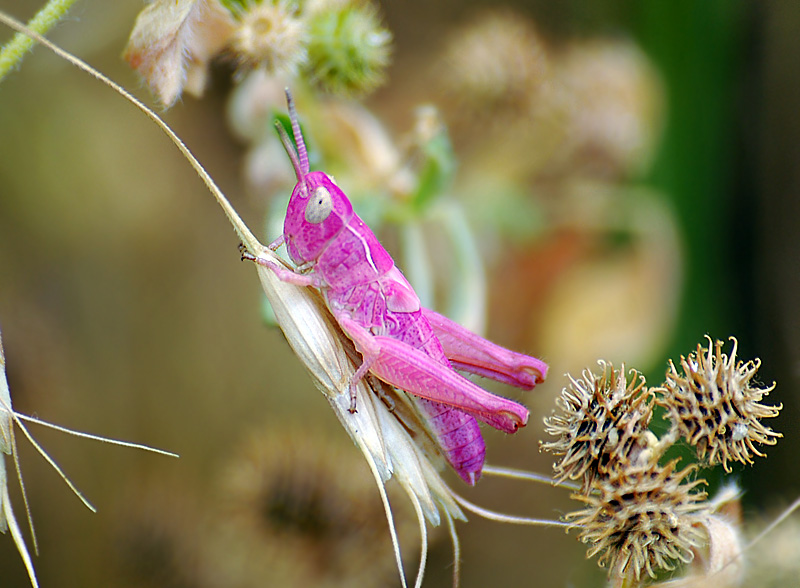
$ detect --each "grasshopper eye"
[305,186,334,224]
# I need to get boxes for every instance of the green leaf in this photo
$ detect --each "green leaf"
[411,125,456,212]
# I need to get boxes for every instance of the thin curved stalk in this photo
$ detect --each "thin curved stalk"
[451,491,573,528]
[482,465,582,491]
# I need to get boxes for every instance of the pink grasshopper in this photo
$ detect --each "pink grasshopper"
[243,91,548,484]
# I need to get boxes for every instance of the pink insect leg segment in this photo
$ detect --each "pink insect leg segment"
[267,234,285,251]
[422,307,548,389]
[338,317,529,433]
[241,248,326,288]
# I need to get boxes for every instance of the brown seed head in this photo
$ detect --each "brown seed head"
[657,337,782,472]
[541,361,656,491]
[567,459,709,581]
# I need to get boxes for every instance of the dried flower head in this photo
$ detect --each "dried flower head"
[305,2,392,95]
[658,337,782,472]
[230,0,308,74]
[567,460,708,581]
[551,39,664,179]
[438,10,550,116]
[124,0,236,107]
[541,361,656,491]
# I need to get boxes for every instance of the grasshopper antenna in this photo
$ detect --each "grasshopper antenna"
[285,88,309,175]
[275,88,309,183]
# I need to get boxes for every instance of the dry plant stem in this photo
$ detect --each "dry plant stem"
[451,491,573,528]
[482,464,582,491]
[445,513,461,588]
[0,393,38,588]
[1,482,37,587]
[1,332,175,588]
[409,490,429,588]
[0,0,81,80]
[0,394,180,515]
[359,441,409,588]
[0,396,95,513]
[745,495,800,553]
[8,411,178,457]
[0,336,37,555]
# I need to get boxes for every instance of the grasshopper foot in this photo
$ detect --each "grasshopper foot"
[239,243,257,263]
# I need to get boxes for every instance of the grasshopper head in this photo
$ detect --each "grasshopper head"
[276,90,355,265]
[284,171,354,264]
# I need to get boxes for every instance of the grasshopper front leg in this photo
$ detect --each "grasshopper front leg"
[240,244,326,288]
[422,307,548,390]
[337,317,529,433]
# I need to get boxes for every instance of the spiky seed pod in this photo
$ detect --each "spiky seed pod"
[567,460,709,582]
[657,337,782,472]
[229,0,308,75]
[541,362,656,492]
[305,2,392,95]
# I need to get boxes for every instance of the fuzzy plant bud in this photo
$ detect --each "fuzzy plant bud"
[657,337,782,472]
[305,2,392,95]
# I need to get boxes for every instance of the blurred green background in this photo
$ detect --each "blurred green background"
[0,0,798,586]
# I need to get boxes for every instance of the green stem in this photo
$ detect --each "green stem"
[0,0,81,82]
[400,221,434,311]
[433,199,487,336]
